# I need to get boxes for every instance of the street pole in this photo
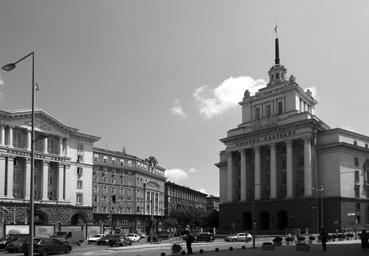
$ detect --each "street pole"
[2,52,35,256]
[320,188,324,229]
[252,196,255,249]
[150,199,153,244]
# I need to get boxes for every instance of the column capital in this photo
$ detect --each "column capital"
[285,139,293,145]
[303,136,313,142]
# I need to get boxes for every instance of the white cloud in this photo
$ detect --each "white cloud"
[199,188,207,194]
[188,168,197,173]
[171,99,187,117]
[193,76,266,119]
[165,168,189,183]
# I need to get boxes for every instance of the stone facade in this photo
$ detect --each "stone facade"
[0,109,100,233]
[217,37,369,233]
[92,148,166,234]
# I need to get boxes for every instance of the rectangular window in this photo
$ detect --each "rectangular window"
[355,185,360,198]
[355,171,360,184]
[94,196,98,203]
[355,157,359,167]
[76,193,83,204]
[255,108,260,119]
[103,156,107,163]
[48,177,53,185]
[277,102,283,114]
[77,155,83,163]
[47,192,53,200]
[77,167,83,177]
[266,105,271,117]
[77,180,83,189]
[103,187,107,193]
[77,143,84,151]
[93,207,98,213]
[94,154,98,162]
[127,207,131,214]
[94,185,98,193]
[354,141,358,146]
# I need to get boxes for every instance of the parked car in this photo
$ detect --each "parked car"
[194,233,215,242]
[96,234,115,245]
[127,233,140,242]
[0,234,28,249]
[109,235,132,247]
[5,235,29,253]
[53,231,85,246]
[87,234,104,244]
[147,232,171,242]
[224,232,252,242]
[21,237,72,256]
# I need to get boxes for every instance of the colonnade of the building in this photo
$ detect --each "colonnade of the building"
[0,125,68,202]
[0,125,68,155]
[0,156,66,202]
[145,191,160,216]
[226,137,313,202]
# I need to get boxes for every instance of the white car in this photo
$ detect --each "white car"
[224,232,252,242]
[87,234,104,244]
[127,233,140,242]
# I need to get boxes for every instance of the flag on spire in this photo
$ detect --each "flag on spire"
[34,82,39,91]
[274,24,278,37]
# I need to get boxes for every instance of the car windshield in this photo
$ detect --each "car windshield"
[92,235,101,238]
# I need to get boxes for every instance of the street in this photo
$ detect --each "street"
[0,238,364,256]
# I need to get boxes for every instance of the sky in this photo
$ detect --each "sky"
[0,1,369,197]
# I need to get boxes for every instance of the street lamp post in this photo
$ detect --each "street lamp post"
[2,52,35,256]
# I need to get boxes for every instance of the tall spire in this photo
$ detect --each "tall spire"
[275,38,280,65]
[274,24,280,65]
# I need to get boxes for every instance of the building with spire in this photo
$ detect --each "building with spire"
[217,35,369,233]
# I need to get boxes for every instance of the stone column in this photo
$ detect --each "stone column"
[0,157,6,196]
[226,151,234,202]
[6,157,14,198]
[43,137,48,154]
[59,138,63,155]
[286,140,293,198]
[270,143,277,199]
[24,160,31,200]
[8,127,13,147]
[304,138,313,197]
[41,162,49,200]
[0,126,5,146]
[27,131,31,151]
[254,146,261,200]
[240,149,247,201]
[64,139,69,156]
[57,163,64,201]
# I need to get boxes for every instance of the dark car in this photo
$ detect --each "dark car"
[5,235,29,253]
[194,233,215,242]
[96,235,115,246]
[109,235,132,247]
[21,237,72,256]
[0,234,28,249]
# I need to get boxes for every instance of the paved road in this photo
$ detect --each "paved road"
[0,239,364,256]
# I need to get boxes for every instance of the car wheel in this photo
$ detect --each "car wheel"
[65,247,71,254]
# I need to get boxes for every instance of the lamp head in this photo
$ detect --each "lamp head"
[1,63,16,71]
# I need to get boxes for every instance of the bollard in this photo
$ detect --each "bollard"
[229,247,233,251]
[215,248,219,252]
[199,249,204,254]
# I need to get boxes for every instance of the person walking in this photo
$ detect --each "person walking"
[185,231,194,254]
[319,228,329,251]
[361,229,369,252]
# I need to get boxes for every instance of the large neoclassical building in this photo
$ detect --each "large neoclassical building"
[217,38,369,233]
[0,109,100,229]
